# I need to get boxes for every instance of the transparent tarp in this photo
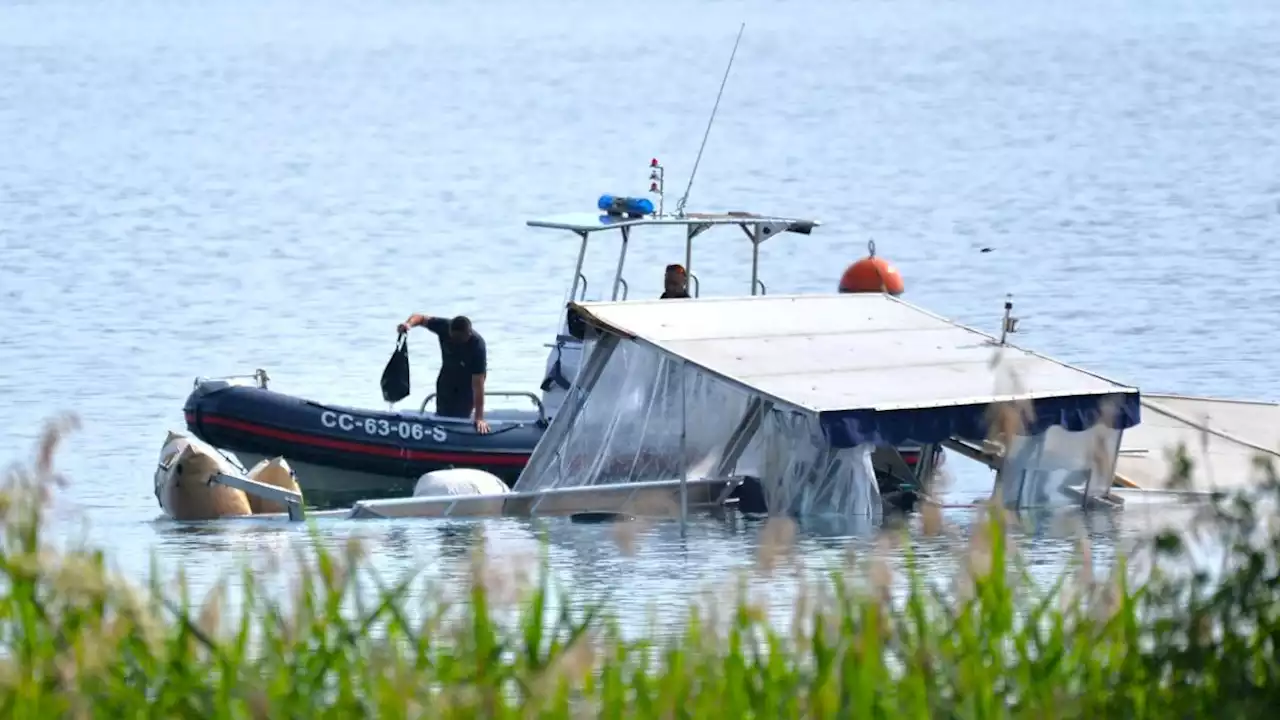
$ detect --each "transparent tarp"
[996,423,1123,508]
[513,332,881,518]
[733,414,882,518]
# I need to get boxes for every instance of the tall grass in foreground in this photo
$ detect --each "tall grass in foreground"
[3,412,1280,718]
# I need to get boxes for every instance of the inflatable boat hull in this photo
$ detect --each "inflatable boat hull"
[183,380,547,508]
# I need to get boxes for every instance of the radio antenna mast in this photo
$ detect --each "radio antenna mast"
[674,22,746,218]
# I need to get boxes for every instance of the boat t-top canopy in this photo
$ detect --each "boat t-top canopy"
[526,195,823,301]
[565,292,1142,448]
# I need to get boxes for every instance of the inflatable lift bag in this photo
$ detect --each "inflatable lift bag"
[381,333,411,404]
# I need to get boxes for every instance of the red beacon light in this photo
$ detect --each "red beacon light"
[647,157,666,215]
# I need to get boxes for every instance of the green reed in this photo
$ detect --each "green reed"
[3,411,1280,718]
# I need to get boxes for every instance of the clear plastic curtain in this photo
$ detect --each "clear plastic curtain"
[735,410,881,517]
[515,338,751,493]
[515,336,881,518]
[996,423,1122,508]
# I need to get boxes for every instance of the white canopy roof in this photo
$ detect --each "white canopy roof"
[570,293,1139,415]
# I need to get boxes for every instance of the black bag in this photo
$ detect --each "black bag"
[380,333,411,404]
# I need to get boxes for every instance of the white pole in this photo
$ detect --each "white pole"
[679,361,688,538]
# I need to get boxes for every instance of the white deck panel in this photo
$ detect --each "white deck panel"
[572,294,1137,414]
[1116,394,1280,492]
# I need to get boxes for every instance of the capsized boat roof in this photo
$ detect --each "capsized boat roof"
[569,293,1142,448]
[526,211,820,239]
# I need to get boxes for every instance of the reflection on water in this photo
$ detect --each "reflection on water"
[117,496,1205,638]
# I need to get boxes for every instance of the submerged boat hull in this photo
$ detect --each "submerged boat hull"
[228,451,420,508]
[183,380,547,508]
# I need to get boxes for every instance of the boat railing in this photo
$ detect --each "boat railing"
[575,273,588,301]
[193,368,270,390]
[418,390,548,425]
[689,271,701,297]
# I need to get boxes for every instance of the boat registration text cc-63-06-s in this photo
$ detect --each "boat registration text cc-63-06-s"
[319,410,450,443]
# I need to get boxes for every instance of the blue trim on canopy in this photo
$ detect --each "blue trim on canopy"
[818,391,1142,449]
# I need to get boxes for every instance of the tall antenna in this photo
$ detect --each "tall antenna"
[674,22,746,218]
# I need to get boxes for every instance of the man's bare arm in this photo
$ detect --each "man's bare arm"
[471,373,486,422]
[397,313,433,333]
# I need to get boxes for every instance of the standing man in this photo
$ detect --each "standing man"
[660,263,691,299]
[397,313,490,434]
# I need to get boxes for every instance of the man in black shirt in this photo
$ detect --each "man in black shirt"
[660,263,691,299]
[396,313,490,433]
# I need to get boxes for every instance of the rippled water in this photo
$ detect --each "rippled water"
[2,0,1278,622]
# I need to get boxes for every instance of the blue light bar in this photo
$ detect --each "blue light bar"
[597,194,655,218]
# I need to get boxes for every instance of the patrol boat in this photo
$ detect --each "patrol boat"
[182,371,547,509]
[179,163,938,510]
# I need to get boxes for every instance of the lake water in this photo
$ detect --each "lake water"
[2,0,1279,630]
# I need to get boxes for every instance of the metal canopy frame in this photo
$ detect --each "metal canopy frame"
[526,212,822,304]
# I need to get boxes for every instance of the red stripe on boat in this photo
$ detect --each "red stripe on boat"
[186,412,531,467]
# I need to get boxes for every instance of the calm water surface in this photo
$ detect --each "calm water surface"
[2,0,1279,628]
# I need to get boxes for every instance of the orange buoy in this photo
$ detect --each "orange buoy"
[838,240,904,296]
